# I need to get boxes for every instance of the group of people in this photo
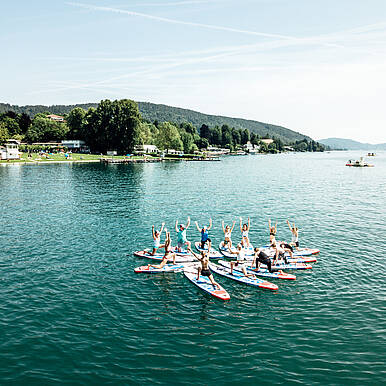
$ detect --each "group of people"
[145,217,307,287]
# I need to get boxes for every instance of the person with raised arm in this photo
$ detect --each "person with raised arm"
[239,217,251,247]
[268,219,277,244]
[187,243,220,289]
[286,220,310,251]
[147,229,176,269]
[175,217,191,252]
[195,218,212,249]
[146,222,165,255]
[220,220,236,252]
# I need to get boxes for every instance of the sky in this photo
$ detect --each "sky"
[1,0,386,143]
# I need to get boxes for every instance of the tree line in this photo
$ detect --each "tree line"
[0,99,326,154]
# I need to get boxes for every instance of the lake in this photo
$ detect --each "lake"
[0,151,385,384]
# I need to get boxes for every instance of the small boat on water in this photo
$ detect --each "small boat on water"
[346,157,374,167]
[367,152,376,156]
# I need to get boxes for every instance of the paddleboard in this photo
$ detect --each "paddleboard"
[218,243,254,258]
[133,250,196,263]
[217,260,296,280]
[183,271,230,301]
[257,248,317,263]
[209,263,278,291]
[194,242,222,259]
[134,263,195,274]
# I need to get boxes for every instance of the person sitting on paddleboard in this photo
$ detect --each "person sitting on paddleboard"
[252,247,284,274]
[187,243,220,289]
[229,244,256,278]
[146,222,165,255]
[220,220,236,252]
[195,218,212,249]
[239,217,251,247]
[268,218,277,244]
[175,217,191,252]
[148,230,176,269]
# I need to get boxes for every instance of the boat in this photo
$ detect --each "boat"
[367,153,376,156]
[346,157,374,167]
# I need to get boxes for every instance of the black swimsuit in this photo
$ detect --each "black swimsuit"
[201,268,211,277]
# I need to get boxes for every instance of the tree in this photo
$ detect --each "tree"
[241,129,250,144]
[0,117,20,137]
[25,116,69,143]
[180,130,194,154]
[156,122,183,151]
[180,122,197,135]
[197,137,209,149]
[0,122,9,143]
[19,113,32,134]
[82,99,142,153]
[66,107,86,139]
[138,122,156,145]
[199,124,211,140]
[211,126,222,145]
[231,128,241,145]
[221,125,232,147]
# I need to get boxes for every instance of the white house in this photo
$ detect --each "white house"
[0,139,20,160]
[134,144,160,154]
[243,141,259,153]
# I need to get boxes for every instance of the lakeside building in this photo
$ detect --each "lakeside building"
[206,146,230,155]
[134,144,160,154]
[61,140,89,152]
[261,138,274,145]
[243,141,260,153]
[47,114,65,122]
[0,139,21,160]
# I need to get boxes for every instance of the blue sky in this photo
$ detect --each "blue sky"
[2,0,386,143]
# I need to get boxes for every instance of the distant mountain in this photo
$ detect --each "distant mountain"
[318,138,386,150]
[0,101,312,144]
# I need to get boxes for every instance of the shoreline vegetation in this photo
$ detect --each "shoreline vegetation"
[1,99,327,163]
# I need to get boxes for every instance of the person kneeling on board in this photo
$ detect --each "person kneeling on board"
[252,248,284,274]
[147,230,176,269]
[146,222,165,256]
[188,244,220,289]
[195,218,212,249]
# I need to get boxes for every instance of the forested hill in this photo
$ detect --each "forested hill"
[0,101,311,143]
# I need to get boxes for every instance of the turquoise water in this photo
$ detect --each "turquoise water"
[1,152,385,385]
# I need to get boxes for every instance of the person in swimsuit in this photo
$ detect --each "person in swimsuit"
[148,230,176,269]
[175,217,191,252]
[188,243,220,289]
[195,218,212,249]
[229,244,256,278]
[239,217,250,247]
[146,222,165,255]
[287,220,310,251]
[252,247,284,274]
[220,220,236,252]
[268,219,277,244]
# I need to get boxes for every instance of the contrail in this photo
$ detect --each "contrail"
[66,2,303,41]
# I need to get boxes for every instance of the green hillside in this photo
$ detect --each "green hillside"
[0,101,311,143]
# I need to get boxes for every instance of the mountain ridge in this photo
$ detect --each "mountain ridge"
[0,101,312,144]
[318,137,386,150]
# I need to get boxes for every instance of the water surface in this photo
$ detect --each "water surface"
[1,151,385,384]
